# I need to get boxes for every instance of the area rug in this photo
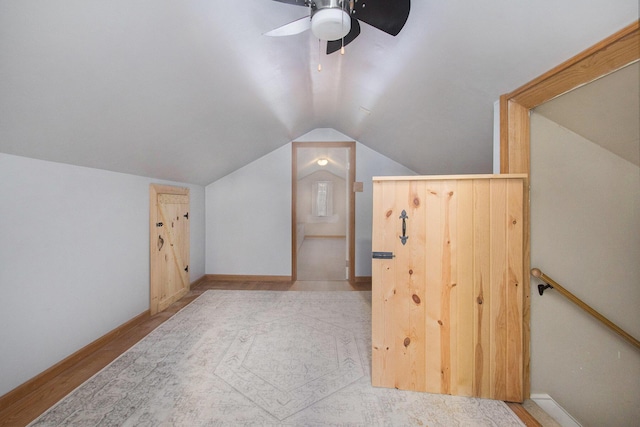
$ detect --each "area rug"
[30,291,525,426]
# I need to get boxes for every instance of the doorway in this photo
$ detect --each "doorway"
[292,141,355,283]
[149,184,190,315]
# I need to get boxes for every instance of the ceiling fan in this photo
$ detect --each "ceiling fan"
[265,0,411,54]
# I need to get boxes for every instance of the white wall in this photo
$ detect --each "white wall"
[205,128,416,277]
[0,153,205,396]
[354,143,417,276]
[206,144,292,276]
[530,113,640,427]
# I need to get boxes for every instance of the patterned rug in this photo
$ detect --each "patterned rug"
[30,291,525,426]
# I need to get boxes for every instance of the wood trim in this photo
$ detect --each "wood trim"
[347,143,356,285]
[373,174,528,181]
[303,235,347,239]
[507,21,640,108]
[354,276,372,284]
[190,275,207,288]
[204,274,293,282]
[499,20,640,400]
[499,99,530,175]
[292,141,356,284]
[0,310,149,411]
[505,402,543,427]
[291,144,298,281]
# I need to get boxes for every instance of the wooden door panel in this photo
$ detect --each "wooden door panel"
[157,196,189,312]
[372,175,525,402]
[150,185,190,315]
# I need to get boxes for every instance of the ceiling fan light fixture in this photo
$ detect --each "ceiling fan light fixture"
[311,8,351,41]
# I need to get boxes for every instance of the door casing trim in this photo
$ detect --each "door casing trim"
[291,141,356,284]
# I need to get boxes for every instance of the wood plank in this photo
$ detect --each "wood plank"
[472,179,491,398]
[489,179,508,400]
[157,193,190,309]
[374,174,527,182]
[506,179,524,402]
[157,194,189,204]
[505,402,544,427]
[424,180,444,393]
[500,99,530,175]
[455,180,474,396]
[371,180,397,387]
[439,180,456,395]
[392,180,413,390]
[205,274,292,282]
[406,180,427,391]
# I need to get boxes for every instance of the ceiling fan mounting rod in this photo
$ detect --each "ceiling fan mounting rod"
[309,0,349,13]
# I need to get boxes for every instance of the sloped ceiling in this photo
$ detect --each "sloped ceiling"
[0,1,637,185]
[535,61,640,166]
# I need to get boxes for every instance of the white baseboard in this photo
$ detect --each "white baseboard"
[530,393,582,427]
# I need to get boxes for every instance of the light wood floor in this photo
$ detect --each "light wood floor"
[297,237,347,281]
[0,278,541,427]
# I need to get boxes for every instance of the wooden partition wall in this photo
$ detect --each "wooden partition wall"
[372,174,526,402]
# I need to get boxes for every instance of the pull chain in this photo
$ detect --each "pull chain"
[341,3,346,55]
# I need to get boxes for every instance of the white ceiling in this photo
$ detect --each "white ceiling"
[535,61,639,166]
[0,1,637,185]
[297,146,348,180]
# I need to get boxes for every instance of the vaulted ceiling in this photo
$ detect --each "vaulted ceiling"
[0,1,637,185]
[535,62,639,166]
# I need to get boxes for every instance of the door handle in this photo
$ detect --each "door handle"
[399,210,408,245]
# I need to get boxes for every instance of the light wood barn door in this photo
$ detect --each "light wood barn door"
[150,185,190,315]
[371,175,525,402]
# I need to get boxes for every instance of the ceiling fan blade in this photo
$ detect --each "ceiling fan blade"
[351,0,410,36]
[326,17,360,54]
[271,0,308,6]
[264,16,311,37]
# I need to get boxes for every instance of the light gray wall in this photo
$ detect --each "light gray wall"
[0,153,205,396]
[354,143,417,276]
[530,113,640,427]
[205,144,292,276]
[205,128,416,277]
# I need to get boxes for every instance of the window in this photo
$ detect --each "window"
[312,181,333,217]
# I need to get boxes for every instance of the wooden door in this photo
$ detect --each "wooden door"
[150,184,190,315]
[371,174,525,402]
